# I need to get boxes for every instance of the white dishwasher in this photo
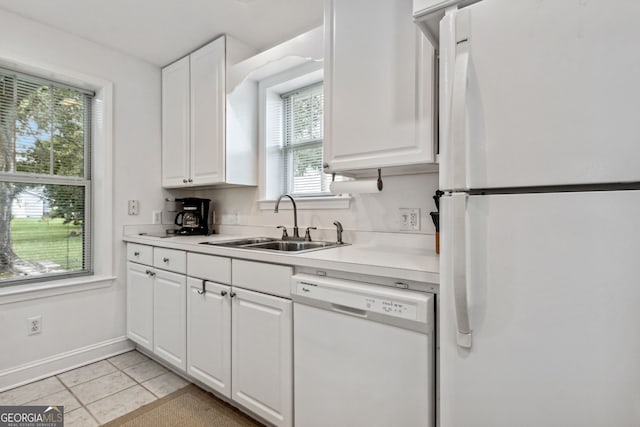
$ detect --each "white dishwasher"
[292,273,435,427]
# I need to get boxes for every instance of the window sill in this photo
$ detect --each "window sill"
[258,195,351,210]
[0,275,116,305]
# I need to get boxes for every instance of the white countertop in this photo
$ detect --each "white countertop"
[123,233,439,284]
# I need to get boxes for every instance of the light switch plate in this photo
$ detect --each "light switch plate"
[399,208,420,231]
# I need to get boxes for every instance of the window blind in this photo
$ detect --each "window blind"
[0,68,93,286]
[281,82,334,196]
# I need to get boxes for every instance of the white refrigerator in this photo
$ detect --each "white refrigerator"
[438,1,640,426]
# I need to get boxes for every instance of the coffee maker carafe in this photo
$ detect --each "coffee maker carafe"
[175,197,211,235]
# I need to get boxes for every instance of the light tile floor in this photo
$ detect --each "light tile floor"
[0,351,189,426]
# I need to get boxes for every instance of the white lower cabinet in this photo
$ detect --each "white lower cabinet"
[126,247,187,372]
[231,287,292,427]
[153,269,187,370]
[186,259,293,427]
[128,245,292,427]
[187,278,232,397]
[126,262,154,352]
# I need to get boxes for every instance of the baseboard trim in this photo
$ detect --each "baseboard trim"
[0,336,134,392]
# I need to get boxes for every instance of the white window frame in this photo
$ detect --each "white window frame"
[0,56,114,303]
[257,61,350,210]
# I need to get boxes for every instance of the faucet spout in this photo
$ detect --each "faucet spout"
[274,194,299,238]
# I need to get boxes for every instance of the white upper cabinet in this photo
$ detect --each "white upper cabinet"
[161,57,190,187]
[190,39,226,185]
[162,36,256,188]
[323,0,437,173]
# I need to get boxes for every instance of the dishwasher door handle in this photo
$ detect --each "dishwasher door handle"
[331,304,368,318]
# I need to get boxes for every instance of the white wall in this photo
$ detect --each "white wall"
[171,173,440,241]
[0,9,163,382]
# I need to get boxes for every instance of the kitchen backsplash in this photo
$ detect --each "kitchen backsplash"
[165,173,439,236]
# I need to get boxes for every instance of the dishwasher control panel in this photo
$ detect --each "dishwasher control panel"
[366,297,418,320]
[296,281,421,321]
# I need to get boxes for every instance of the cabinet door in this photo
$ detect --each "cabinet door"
[324,0,436,172]
[154,269,187,370]
[231,288,292,427]
[187,278,231,398]
[190,37,226,185]
[126,262,154,351]
[162,56,191,187]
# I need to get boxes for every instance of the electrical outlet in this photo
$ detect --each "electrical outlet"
[152,211,162,224]
[28,315,42,335]
[399,208,421,231]
[127,200,139,215]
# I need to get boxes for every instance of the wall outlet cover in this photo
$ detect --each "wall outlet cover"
[28,315,42,335]
[128,200,139,215]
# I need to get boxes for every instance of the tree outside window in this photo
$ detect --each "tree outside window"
[0,70,92,284]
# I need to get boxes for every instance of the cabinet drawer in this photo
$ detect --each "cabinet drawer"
[154,248,186,273]
[187,252,231,284]
[127,244,153,265]
[232,260,292,298]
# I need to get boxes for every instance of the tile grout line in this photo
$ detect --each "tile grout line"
[86,383,146,425]
[0,351,184,426]
[62,352,149,426]
[79,354,163,425]
[57,373,101,426]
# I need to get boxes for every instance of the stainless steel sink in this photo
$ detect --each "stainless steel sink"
[249,241,340,252]
[200,237,345,253]
[201,237,277,247]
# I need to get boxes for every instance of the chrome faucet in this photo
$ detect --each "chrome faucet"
[274,194,301,240]
[333,220,344,244]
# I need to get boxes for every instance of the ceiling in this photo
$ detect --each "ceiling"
[0,0,324,66]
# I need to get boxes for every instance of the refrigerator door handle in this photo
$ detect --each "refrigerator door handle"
[452,193,472,348]
[449,9,470,191]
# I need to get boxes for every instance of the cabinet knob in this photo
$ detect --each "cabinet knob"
[134,251,140,256]
[188,178,193,183]
[145,270,155,277]
[323,162,329,169]
[163,257,169,263]
[230,291,236,298]
[182,178,188,183]
[220,290,228,297]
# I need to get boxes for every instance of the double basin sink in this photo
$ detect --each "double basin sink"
[200,237,344,253]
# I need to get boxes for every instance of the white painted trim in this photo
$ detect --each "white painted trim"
[259,62,324,201]
[92,81,114,279]
[257,196,351,210]
[0,54,115,289]
[0,276,116,305]
[0,337,134,392]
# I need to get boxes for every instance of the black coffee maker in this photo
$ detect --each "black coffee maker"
[175,198,211,235]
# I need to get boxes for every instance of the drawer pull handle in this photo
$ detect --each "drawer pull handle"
[197,280,206,295]
[134,251,140,256]
[145,270,155,277]
[163,257,169,263]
